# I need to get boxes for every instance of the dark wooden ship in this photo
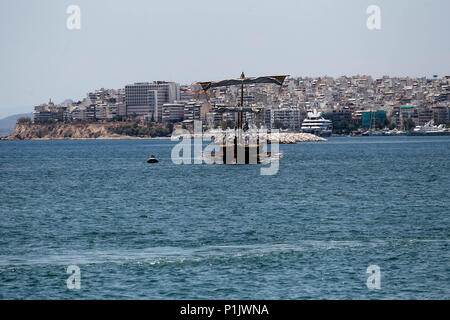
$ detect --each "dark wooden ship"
[199,73,288,164]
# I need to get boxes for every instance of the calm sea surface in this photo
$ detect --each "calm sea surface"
[0,136,449,299]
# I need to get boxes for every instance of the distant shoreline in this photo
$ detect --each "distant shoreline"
[5,122,175,141]
[0,135,172,141]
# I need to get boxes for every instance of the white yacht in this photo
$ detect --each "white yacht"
[413,120,448,134]
[301,109,332,137]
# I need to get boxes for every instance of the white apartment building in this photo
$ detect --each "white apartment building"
[264,107,305,131]
[125,81,180,121]
[161,103,185,123]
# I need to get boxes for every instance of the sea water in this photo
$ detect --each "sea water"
[0,136,449,299]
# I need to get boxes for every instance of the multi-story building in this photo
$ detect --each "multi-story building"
[125,82,180,120]
[95,104,107,121]
[71,107,86,121]
[361,110,386,128]
[352,110,365,126]
[183,102,201,122]
[33,100,69,123]
[105,104,127,120]
[390,105,419,128]
[432,105,449,124]
[33,110,52,122]
[332,108,353,127]
[180,88,194,102]
[264,107,305,131]
[125,82,154,117]
[148,82,180,122]
[85,105,96,122]
[161,103,185,123]
[418,107,433,125]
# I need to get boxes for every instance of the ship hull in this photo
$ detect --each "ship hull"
[301,129,331,138]
[206,143,282,164]
[407,131,450,136]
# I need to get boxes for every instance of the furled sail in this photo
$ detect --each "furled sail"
[199,75,288,91]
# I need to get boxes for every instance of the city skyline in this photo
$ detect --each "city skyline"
[1,73,449,120]
[27,75,450,131]
[1,0,450,118]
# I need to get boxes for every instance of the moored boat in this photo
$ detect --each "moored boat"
[301,109,332,137]
[410,120,449,135]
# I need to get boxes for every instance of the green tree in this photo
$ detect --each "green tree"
[166,122,174,134]
[375,117,390,129]
[388,122,396,130]
[403,118,416,131]
[332,120,359,134]
[17,117,32,124]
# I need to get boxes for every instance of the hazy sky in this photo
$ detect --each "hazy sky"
[0,0,449,117]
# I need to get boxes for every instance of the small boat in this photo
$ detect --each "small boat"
[147,155,159,163]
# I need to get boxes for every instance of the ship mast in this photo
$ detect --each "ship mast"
[238,72,245,131]
[198,72,288,132]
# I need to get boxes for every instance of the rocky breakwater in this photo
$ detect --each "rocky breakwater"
[175,131,327,144]
[269,132,327,144]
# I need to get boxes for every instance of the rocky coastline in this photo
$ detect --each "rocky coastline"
[4,122,169,140]
[3,123,327,143]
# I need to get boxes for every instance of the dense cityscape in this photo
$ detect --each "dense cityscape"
[28,75,450,136]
